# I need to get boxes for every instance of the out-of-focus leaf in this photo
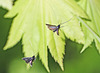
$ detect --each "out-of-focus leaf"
[0,0,13,10]
[3,0,88,71]
[80,21,94,53]
[77,0,100,53]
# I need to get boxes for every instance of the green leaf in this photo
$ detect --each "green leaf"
[95,39,100,53]
[77,0,100,53]
[80,22,94,53]
[3,0,88,72]
[38,0,49,71]
[62,16,85,44]
[77,17,95,53]
[47,26,65,70]
[63,0,88,18]
[0,0,13,10]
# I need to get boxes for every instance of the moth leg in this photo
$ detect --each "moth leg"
[53,29,58,32]
[57,30,59,35]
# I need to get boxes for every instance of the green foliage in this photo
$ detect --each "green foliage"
[2,0,100,72]
[6,40,100,73]
[47,30,65,70]
[78,0,100,53]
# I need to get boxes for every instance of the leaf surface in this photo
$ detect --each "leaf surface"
[4,0,88,71]
[78,0,100,53]
[0,0,13,10]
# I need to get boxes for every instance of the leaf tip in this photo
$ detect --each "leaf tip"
[80,50,83,53]
[3,45,8,50]
[61,66,64,71]
[59,61,64,71]
[47,68,50,72]
[3,43,11,50]
[44,65,50,72]
[80,47,86,53]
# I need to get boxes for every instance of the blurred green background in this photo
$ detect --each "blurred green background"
[0,7,100,73]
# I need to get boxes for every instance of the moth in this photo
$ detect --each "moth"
[22,56,35,67]
[46,17,73,35]
[46,24,60,35]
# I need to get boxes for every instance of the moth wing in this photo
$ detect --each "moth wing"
[22,57,31,63]
[46,24,57,31]
[46,24,56,27]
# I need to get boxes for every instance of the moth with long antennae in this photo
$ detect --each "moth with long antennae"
[46,16,73,35]
[22,56,36,67]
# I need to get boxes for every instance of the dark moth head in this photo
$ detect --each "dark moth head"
[57,25,60,29]
[32,56,35,61]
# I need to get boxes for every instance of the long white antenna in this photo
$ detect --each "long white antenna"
[59,16,74,25]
